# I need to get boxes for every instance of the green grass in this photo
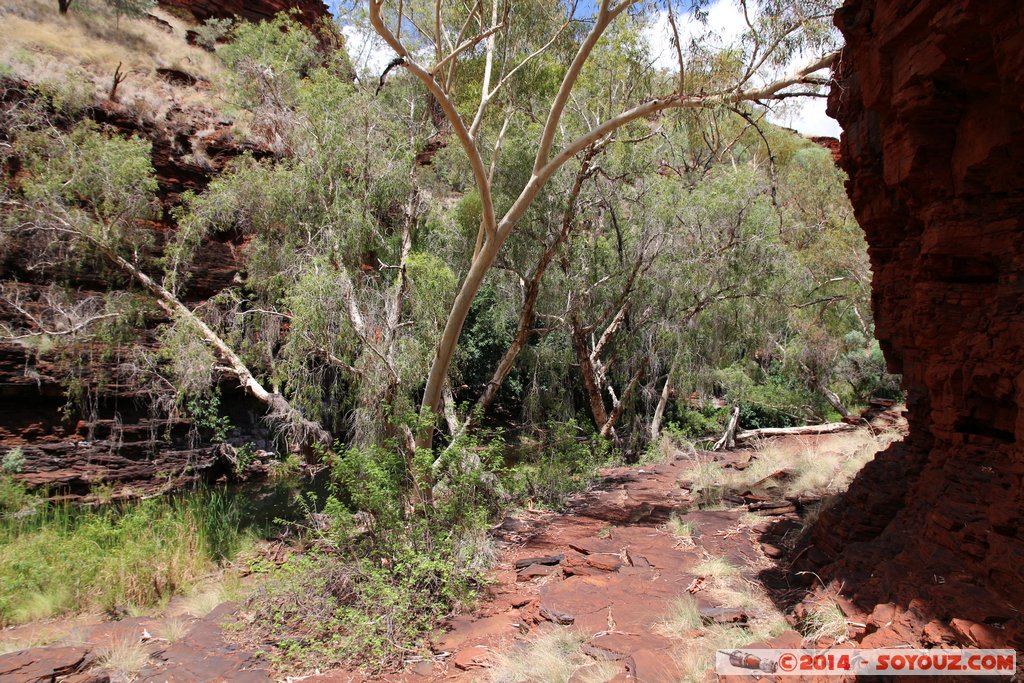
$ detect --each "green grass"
[0,478,253,625]
[667,513,695,538]
[694,556,739,578]
[655,594,703,637]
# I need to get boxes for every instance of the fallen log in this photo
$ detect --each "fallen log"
[734,422,856,442]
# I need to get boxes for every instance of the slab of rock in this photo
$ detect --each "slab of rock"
[0,645,91,683]
[585,554,623,572]
[514,554,564,569]
[517,564,556,581]
[698,606,748,625]
[451,645,491,671]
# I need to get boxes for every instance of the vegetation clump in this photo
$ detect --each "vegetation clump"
[0,0,905,673]
[0,480,251,625]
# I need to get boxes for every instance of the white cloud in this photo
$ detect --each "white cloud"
[766,96,841,138]
[341,3,841,139]
[642,2,747,72]
[341,24,394,76]
[641,1,841,139]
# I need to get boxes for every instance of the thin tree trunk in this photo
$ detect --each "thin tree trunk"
[650,373,672,441]
[58,0,72,14]
[475,149,599,418]
[817,380,851,419]
[99,245,330,452]
[571,320,610,429]
[713,406,741,451]
[600,362,646,438]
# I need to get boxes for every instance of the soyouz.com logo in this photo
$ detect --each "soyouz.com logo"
[715,648,1017,676]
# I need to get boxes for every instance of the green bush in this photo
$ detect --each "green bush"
[1,448,25,475]
[242,435,503,671]
[505,419,615,509]
[666,403,726,440]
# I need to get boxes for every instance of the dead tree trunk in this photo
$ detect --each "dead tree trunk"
[817,381,851,419]
[650,373,672,441]
[713,406,741,450]
[735,421,854,442]
[108,62,127,103]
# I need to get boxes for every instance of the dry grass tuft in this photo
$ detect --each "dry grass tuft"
[667,513,695,538]
[694,556,739,579]
[800,599,848,643]
[727,427,902,501]
[673,622,755,683]
[156,616,191,643]
[655,594,703,638]
[489,627,613,683]
[179,585,226,618]
[94,635,151,677]
[0,0,228,121]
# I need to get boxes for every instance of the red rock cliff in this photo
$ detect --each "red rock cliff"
[158,0,330,29]
[804,0,1024,649]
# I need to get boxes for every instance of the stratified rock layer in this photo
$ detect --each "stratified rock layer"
[0,82,273,496]
[158,0,329,29]
[805,0,1024,649]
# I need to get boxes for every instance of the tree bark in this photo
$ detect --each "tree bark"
[58,0,73,14]
[735,421,855,442]
[650,373,672,441]
[572,320,611,429]
[817,380,851,419]
[713,406,741,450]
[475,148,599,418]
[99,245,331,453]
[368,0,839,452]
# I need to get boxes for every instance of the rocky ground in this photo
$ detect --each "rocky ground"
[0,412,911,683]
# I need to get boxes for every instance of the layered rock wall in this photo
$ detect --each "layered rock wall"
[0,82,271,496]
[806,0,1024,649]
[158,0,330,29]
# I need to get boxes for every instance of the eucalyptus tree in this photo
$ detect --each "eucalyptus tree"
[364,0,841,459]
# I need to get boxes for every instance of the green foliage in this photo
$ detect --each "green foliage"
[192,16,234,50]
[1,448,25,475]
[18,121,157,239]
[0,484,251,625]
[715,364,812,429]
[837,337,903,404]
[243,435,503,671]
[185,392,233,444]
[218,12,321,110]
[667,404,726,440]
[105,0,155,23]
[506,419,615,509]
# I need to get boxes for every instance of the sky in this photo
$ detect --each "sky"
[334,0,842,138]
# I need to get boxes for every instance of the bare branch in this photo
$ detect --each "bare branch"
[369,0,497,240]
[533,0,639,174]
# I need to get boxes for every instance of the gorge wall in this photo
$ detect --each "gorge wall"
[158,0,330,29]
[804,0,1024,650]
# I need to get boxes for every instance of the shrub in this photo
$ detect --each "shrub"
[505,419,614,509]
[192,16,233,50]
[666,403,725,439]
[241,435,505,672]
[1,448,25,475]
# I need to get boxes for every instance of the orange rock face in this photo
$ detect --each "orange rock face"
[158,0,329,29]
[804,0,1024,649]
